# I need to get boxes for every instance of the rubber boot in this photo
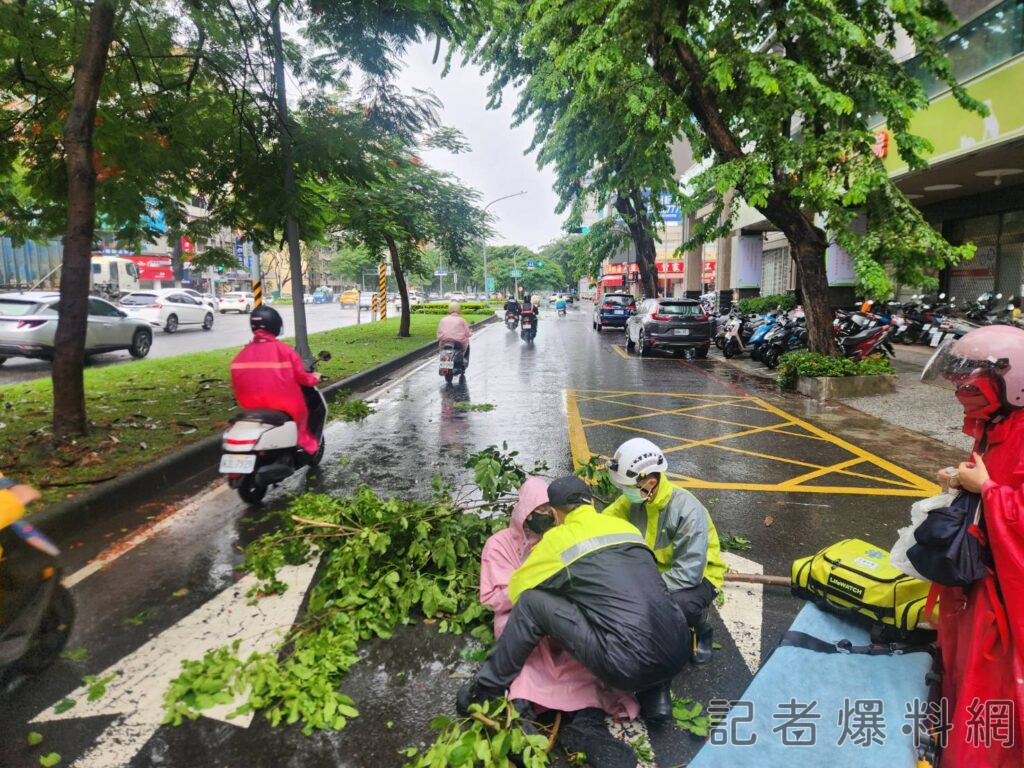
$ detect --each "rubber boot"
[559,708,638,768]
[637,683,673,727]
[692,609,714,665]
[456,679,503,716]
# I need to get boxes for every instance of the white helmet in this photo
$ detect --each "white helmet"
[608,438,668,487]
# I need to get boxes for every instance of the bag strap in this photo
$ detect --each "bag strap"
[779,630,933,656]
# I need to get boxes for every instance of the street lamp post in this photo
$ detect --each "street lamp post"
[482,190,527,300]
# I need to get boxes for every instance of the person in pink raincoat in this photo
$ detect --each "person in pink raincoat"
[479,476,640,768]
[230,306,323,455]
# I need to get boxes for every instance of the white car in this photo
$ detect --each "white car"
[0,292,153,363]
[393,291,422,308]
[183,289,219,312]
[358,291,375,309]
[449,292,467,302]
[219,292,255,313]
[120,289,215,333]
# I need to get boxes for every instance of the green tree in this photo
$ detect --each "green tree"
[465,0,980,354]
[332,126,491,336]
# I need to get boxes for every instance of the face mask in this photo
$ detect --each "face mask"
[526,513,556,535]
[622,487,647,504]
[955,378,1001,421]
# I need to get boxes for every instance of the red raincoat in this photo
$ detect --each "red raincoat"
[938,408,1024,767]
[230,330,321,454]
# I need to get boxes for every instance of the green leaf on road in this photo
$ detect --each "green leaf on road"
[84,674,117,701]
[39,754,61,767]
[53,698,75,714]
[719,533,752,552]
[27,731,44,746]
[172,588,189,598]
[124,609,155,626]
[60,647,88,662]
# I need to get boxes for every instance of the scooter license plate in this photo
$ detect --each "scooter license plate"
[220,453,256,474]
[930,331,943,347]
[922,324,931,332]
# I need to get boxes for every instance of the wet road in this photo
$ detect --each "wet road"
[1,303,964,767]
[0,303,365,385]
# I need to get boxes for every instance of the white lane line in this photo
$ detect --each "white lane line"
[719,551,765,674]
[63,482,231,589]
[34,560,320,768]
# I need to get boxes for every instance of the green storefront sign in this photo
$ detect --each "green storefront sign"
[883,55,1024,176]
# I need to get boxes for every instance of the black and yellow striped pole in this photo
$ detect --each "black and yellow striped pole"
[371,293,379,320]
[378,257,388,322]
[252,278,263,308]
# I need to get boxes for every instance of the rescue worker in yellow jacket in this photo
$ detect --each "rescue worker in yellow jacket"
[458,476,690,726]
[605,438,726,666]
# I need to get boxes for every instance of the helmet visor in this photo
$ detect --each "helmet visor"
[921,337,1009,383]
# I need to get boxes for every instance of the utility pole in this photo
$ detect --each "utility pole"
[271,4,311,362]
[482,190,527,300]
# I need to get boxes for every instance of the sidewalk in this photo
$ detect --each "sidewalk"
[714,345,973,454]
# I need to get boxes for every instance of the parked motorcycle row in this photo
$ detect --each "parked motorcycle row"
[712,291,1021,371]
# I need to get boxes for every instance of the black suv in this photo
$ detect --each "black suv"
[625,298,713,357]
[593,293,636,331]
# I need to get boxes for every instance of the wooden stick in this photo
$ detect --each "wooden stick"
[546,712,562,752]
[724,572,790,587]
[290,515,349,530]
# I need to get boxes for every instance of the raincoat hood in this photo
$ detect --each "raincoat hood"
[509,476,550,560]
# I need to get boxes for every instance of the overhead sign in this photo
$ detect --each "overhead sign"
[434,269,449,276]
[509,269,524,278]
[486,277,495,291]
[527,259,536,270]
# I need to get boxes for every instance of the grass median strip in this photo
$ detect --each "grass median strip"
[1,313,490,505]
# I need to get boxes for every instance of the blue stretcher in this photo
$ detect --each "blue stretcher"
[690,603,934,767]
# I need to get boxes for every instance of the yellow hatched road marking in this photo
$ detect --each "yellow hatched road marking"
[566,388,938,497]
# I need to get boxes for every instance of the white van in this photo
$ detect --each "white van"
[91,256,140,299]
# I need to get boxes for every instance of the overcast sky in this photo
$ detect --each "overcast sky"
[394,41,565,251]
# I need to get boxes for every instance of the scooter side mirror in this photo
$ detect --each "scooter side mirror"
[317,350,332,362]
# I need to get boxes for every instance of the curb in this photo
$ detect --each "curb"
[33,314,499,543]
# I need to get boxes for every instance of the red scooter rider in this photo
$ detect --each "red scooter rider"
[230,306,324,456]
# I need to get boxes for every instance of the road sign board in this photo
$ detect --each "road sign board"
[527,259,535,268]
[486,277,495,291]
[434,269,449,276]
[508,269,523,278]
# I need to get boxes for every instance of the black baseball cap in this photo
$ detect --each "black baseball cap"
[547,476,592,508]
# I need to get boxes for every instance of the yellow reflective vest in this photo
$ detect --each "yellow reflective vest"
[604,480,726,590]
[508,504,647,603]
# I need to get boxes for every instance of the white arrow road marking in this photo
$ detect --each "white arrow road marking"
[719,551,764,674]
[33,560,319,768]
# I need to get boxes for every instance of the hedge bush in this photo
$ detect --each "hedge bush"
[736,294,797,314]
[410,302,494,315]
[777,350,894,389]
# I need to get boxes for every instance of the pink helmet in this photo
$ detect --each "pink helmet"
[922,325,1024,410]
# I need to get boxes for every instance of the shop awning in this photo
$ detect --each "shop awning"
[600,275,624,286]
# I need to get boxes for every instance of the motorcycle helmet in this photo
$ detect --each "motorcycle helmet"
[922,325,1024,417]
[250,305,283,337]
[608,438,668,488]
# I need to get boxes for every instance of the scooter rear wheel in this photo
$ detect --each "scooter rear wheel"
[764,347,780,369]
[239,478,267,505]
[16,586,74,675]
[723,338,739,359]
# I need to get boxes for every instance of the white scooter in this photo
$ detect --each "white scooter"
[220,351,331,504]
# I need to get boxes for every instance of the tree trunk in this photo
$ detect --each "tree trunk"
[614,195,658,298]
[271,6,310,364]
[52,0,116,439]
[386,236,410,337]
[792,239,836,355]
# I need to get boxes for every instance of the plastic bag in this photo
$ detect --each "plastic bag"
[889,492,957,581]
